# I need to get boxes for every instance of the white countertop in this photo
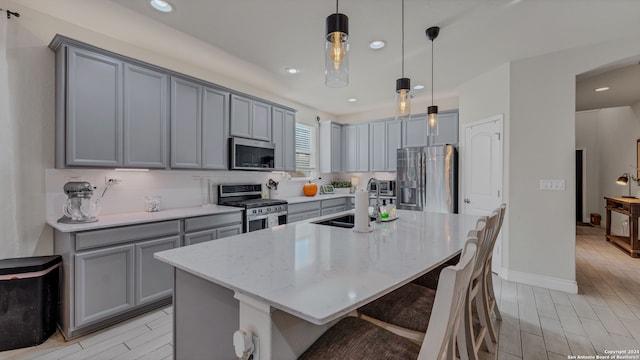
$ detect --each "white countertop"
[46,205,242,232]
[155,209,479,325]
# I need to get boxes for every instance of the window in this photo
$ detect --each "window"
[291,123,316,178]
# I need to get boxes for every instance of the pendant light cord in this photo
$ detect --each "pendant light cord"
[431,38,434,106]
[401,0,405,77]
[336,0,339,14]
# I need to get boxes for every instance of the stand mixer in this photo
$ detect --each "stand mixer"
[57,181,99,224]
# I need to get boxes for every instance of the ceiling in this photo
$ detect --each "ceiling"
[108,0,640,117]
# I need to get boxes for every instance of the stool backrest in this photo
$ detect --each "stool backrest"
[417,232,479,360]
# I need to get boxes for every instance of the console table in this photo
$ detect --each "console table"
[605,196,640,257]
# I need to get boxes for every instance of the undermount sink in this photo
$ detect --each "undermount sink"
[313,214,376,228]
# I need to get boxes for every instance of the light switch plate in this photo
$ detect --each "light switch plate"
[540,179,565,191]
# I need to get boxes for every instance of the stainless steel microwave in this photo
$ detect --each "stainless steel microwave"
[230,137,275,171]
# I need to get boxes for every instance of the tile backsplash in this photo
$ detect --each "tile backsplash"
[45,168,337,219]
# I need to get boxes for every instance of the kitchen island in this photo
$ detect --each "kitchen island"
[155,209,479,359]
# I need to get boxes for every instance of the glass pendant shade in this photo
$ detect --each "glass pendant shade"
[427,105,439,136]
[325,13,349,88]
[395,78,411,120]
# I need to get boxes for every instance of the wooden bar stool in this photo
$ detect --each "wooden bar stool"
[482,204,506,343]
[298,234,479,360]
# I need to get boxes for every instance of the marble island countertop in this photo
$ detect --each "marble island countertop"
[155,209,479,325]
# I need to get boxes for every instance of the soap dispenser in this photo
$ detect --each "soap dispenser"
[379,199,389,219]
[388,198,396,218]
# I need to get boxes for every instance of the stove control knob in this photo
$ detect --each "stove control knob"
[252,209,257,214]
[258,209,262,213]
[267,207,272,212]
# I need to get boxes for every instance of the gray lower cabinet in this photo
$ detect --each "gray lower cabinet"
[183,212,243,246]
[230,95,272,141]
[288,201,321,224]
[74,244,135,327]
[288,198,351,223]
[321,198,348,216]
[55,220,181,339]
[272,107,296,171]
[135,236,181,305]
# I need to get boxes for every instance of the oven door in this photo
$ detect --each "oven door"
[246,211,287,232]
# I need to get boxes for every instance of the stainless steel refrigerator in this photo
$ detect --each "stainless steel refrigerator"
[396,145,457,213]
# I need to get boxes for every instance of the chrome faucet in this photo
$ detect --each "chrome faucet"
[367,177,381,222]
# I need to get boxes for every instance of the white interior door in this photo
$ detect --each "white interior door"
[462,115,504,275]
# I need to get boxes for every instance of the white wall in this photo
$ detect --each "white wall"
[477,35,640,293]
[458,63,511,273]
[576,107,640,235]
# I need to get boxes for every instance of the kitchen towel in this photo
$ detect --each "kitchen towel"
[267,214,279,228]
[354,190,370,232]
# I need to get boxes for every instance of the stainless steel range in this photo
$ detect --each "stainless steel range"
[218,184,288,233]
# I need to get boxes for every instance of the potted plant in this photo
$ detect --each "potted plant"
[331,181,352,194]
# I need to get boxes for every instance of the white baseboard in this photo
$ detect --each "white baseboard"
[501,268,578,294]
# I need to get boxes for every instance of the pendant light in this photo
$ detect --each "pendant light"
[325,0,349,88]
[395,0,411,120]
[426,26,440,136]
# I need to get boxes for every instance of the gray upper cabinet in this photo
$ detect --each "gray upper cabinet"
[252,101,272,141]
[66,46,123,167]
[202,87,230,169]
[319,121,342,173]
[230,95,272,141]
[230,94,252,139]
[402,116,428,148]
[386,120,402,171]
[171,77,202,168]
[343,124,369,172]
[370,119,402,172]
[429,111,459,146]
[123,64,169,168]
[171,78,230,170]
[52,36,294,170]
[356,123,370,172]
[272,107,296,171]
[369,122,386,172]
[402,111,459,148]
[343,125,357,172]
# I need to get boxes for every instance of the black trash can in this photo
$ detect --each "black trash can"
[0,255,62,351]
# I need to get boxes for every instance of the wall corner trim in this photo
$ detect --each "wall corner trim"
[502,268,578,294]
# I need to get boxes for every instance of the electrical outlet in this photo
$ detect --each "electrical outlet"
[105,177,123,185]
[539,179,565,191]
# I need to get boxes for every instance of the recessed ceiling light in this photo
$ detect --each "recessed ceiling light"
[369,40,386,50]
[347,98,357,102]
[285,67,300,74]
[150,0,173,12]
[594,87,610,92]
[413,84,425,90]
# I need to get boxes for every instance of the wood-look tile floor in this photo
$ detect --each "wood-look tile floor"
[2,225,639,360]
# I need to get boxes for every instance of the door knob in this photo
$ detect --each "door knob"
[464,198,470,204]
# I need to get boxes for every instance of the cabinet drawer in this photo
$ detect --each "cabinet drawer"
[184,212,242,232]
[321,206,346,216]
[321,198,347,209]
[288,201,321,214]
[76,220,180,251]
